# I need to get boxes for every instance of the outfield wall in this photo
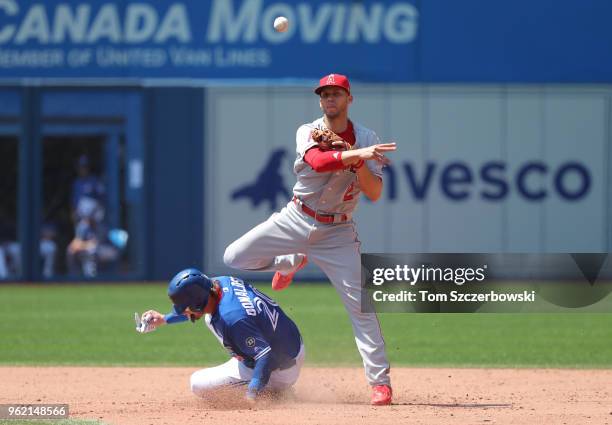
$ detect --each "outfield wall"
[1,84,609,282]
[1,0,611,281]
[204,85,612,278]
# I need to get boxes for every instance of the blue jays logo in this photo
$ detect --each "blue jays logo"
[231,148,290,212]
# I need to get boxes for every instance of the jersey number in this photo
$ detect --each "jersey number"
[343,182,357,201]
[252,288,279,331]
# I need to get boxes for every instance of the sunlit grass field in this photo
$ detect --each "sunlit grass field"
[0,283,611,367]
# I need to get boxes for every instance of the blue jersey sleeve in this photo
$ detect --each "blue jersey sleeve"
[247,354,272,398]
[164,312,188,324]
[230,319,272,361]
[229,319,273,396]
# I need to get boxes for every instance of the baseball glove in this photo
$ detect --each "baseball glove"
[310,128,351,151]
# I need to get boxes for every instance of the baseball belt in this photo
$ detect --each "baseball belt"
[292,196,350,224]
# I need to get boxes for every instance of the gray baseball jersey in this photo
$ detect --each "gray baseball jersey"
[293,118,384,215]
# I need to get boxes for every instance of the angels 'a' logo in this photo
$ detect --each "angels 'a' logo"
[246,337,256,347]
[326,74,336,85]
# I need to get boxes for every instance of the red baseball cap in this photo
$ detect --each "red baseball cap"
[314,73,351,95]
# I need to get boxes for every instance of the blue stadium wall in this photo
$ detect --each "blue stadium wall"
[145,88,204,280]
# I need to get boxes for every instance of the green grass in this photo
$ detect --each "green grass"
[0,283,611,367]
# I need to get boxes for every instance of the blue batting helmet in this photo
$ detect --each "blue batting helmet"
[167,268,212,316]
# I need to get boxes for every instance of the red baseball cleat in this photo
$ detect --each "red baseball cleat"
[271,256,308,291]
[371,384,393,406]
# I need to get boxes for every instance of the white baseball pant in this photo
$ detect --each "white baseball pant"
[190,343,305,396]
[224,202,391,386]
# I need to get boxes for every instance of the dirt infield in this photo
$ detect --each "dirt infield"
[1,367,610,425]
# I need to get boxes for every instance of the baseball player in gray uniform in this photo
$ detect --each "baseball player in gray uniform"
[224,73,397,405]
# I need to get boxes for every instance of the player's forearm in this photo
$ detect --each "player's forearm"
[304,148,345,172]
[163,312,188,324]
[356,166,383,201]
[341,149,365,166]
[246,353,272,399]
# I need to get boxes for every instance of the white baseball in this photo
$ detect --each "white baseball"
[273,16,289,33]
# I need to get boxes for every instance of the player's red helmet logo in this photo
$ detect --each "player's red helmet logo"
[315,73,351,95]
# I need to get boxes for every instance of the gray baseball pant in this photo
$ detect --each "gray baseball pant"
[224,201,390,386]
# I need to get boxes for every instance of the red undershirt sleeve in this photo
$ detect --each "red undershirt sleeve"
[304,147,346,172]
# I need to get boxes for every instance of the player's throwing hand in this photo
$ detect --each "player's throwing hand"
[345,142,397,165]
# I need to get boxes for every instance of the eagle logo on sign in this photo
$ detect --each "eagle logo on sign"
[246,337,256,347]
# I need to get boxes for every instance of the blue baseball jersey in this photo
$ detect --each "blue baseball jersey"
[206,276,301,369]
[164,276,301,370]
